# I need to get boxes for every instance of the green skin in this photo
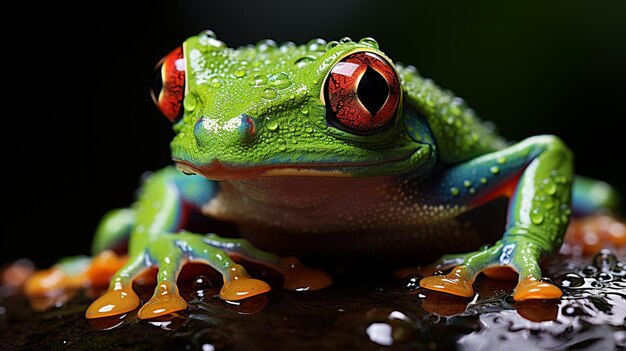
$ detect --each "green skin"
[82,33,618,317]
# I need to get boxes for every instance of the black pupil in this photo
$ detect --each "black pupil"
[151,63,163,103]
[357,67,388,116]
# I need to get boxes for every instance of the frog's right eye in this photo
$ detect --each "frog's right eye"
[151,47,186,123]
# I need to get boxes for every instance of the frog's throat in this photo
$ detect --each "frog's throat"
[173,157,407,180]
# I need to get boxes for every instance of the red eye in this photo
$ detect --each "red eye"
[151,47,186,122]
[324,51,400,134]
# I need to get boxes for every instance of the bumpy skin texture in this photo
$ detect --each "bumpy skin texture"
[30,32,620,319]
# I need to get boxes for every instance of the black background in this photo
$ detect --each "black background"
[3,1,625,267]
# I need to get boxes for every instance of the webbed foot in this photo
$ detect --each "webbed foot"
[420,240,562,301]
[86,232,330,320]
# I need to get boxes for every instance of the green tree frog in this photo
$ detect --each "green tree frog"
[26,31,620,320]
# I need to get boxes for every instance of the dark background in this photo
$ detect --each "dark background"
[3,0,625,267]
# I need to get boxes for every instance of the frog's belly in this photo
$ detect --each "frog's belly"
[239,199,507,266]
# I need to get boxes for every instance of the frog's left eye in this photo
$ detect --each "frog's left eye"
[151,47,186,123]
[324,51,400,134]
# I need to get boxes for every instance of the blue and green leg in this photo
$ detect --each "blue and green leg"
[419,135,574,300]
[85,167,330,319]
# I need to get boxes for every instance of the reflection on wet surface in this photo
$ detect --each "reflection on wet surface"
[1,247,625,350]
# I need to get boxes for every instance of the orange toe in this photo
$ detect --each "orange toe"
[137,282,187,319]
[276,257,332,291]
[85,251,128,287]
[419,267,475,298]
[85,285,140,319]
[513,277,562,301]
[219,264,271,301]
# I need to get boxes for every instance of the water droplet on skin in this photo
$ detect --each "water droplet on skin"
[530,209,544,224]
[233,69,246,78]
[544,179,557,195]
[256,39,278,52]
[198,34,225,50]
[463,180,472,188]
[326,41,340,50]
[295,56,316,68]
[183,94,197,111]
[279,41,296,53]
[490,166,500,174]
[199,30,216,38]
[277,139,287,152]
[210,77,222,88]
[358,37,379,49]
[450,187,460,196]
[307,38,327,52]
[267,72,292,90]
[263,88,277,99]
[340,36,353,44]
[267,121,279,131]
[249,74,267,87]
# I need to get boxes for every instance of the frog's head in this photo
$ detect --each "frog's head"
[151,31,433,180]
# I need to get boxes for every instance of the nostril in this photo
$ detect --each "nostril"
[239,114,256,138]
[193,114,256,146]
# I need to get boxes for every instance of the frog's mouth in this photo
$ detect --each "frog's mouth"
[173,157,408,180]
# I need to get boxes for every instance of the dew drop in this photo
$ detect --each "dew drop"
[326,41,340,50]
[358,37,379,49]
[233,68,246,78]
[250,74,267,87]
[279,41,296,52]
[554,273,584,288]
[199,29,216,38]
[267,121,279,131]
[193,275,213,290]
[497,157,507,164]
[544,179,557,195]
[198,35,225,50]
[592,249,618,271]
[530,209,544,224]
[339,36,353,44]
[490,166,500,174]
[183,94,197,111]
[210,77,222,88]
[262,88,277,99]
[450,187,460,196]
[480,178,488,184]
[463,180,472,188]
[267,72,292,90]
[256,39,278,52]
[295,56,316,68]
[307,38,327,52]
[277,138,287,152]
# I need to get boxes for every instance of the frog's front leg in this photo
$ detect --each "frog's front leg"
[86,167,331,320]
[419,135,573,301]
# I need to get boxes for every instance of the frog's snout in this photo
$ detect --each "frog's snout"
[193,114,255,147]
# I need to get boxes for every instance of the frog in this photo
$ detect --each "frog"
[25,31,621,320]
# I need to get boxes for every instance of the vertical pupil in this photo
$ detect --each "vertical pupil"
[357,67,388,116]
